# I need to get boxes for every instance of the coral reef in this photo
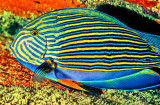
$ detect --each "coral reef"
[0,11,31,36]
[125,0,159,9]
[0,84,160,104]
[0,0,86,18]
[0,0,160,104]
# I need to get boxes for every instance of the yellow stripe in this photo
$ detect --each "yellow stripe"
[19,42,44,64]
[13,32,46,52]
[20,43,33,62]
[42,14,83,21]
[57,14,86,18]
[45,54,159,59]
[55,26,139,37]
[47,46,148,54]
[30,43,45,54]
[55,60,159,66]
[57,16,96,24]
[61,21,115,27]
[38,21,115,32]
[57,65,153,71]
[13,36,32,63]
[53,32,145,46]
[50,38,147,49]
[34,36,46,45]
[12,34,45,65]
[38,14,88,29]
[38,12,137,35]
[38,17,98,32]
[11,31,30,47]
[23,11,57,28]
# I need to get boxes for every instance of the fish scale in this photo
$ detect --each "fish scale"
[43,14,157,71]
[9,8,160,94]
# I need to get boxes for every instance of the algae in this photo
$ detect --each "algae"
[0,84,160,105]
[0,11,32,36]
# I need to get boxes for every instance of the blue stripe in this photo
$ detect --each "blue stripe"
[42,17,57,21]
[55,25,124,32]
[15,36,31,47]
[20,45,32,61]
[27,40,45,51]
[56,15,97,21]
[36,18,103,29]
[56,30,142,41]
[45,50,160,57]
[45,35,56,38]
[14,36,31,60]
[58,58,149,62]
[36,36,46,42]
[40,28,131,34]
[42,14,97,21]
[47,39,55,42]
[10,46,19,60]
[48,42,148,51]
[50,35,146,47]
[29,45,42,54]
[38,23,119,31]
[25,13,66,27]
[26,13,100,28]
[24,41,42,63]
[58,63,160,70]
[12,33,30,47]
[33,37,46,46]
[40,31,60,35]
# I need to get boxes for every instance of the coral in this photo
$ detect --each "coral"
[0,0,160,104]
[125,0,159,9]
[0,85,160,104]
[0,0,86,18]
[0,11,31,36]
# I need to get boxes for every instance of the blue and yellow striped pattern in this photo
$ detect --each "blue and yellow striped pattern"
[9,9,160,72]
[9,8,160,91]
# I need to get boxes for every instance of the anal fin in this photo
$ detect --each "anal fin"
[57,79,103,95]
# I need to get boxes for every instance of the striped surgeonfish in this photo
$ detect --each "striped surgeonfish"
[9,8,160,94]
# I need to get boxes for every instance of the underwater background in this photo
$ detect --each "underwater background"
[0,0,160,104]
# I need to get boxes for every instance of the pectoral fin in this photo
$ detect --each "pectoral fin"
[57,79,103,95]
[33,59,56,82]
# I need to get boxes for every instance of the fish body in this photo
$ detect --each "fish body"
[9,8,160,94]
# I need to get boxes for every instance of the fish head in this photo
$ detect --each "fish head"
[9,17,50,71]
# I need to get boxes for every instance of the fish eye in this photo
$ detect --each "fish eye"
[31,29,38,36]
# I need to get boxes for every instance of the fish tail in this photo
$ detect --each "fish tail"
[135,30,160,53]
